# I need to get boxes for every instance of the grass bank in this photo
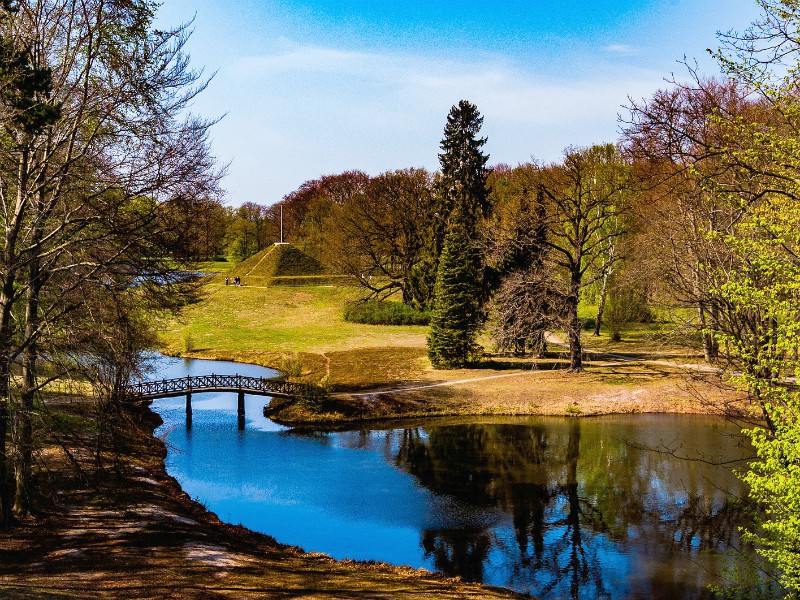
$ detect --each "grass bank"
[161,282,745,425]
[0,397,522,599]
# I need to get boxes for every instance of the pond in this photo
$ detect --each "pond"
[149,355,755,599]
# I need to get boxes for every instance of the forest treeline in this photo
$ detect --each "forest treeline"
[200,89,743,372]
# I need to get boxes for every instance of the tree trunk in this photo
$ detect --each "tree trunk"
[11,384,33,517]
[0,277,17,524]
[708,302,720,359]
[593,245,614,337]
[13,242,42,516]
[698,303,719,362]
[567,286,583,372]
[0,149,30,523]
[0,285,15,524]
[0,382,8,526]
[532,330,547,359]
[593,271,609,337]
[402,274,412,305]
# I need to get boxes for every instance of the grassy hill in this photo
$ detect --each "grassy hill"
[230,243,324,278]
[222,243,337,286]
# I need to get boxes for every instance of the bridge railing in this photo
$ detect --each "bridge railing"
[125,374,314,399]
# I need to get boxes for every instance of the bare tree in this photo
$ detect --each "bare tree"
[485,167,551,357]
[331,168,436,307]
[622,79,759,361]
[0,0,222,520]
[537,145,630,371]
[275,170,368,261]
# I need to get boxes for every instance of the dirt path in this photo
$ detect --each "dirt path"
[334,341,720,399]
[335,370,541,398]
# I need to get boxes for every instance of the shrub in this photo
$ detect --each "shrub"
[280,352,303,379]
[297,383,328,413]
[343,300,431,326]
[182,333,195,353]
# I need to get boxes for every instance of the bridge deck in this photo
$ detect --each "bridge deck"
[125,374,311,401]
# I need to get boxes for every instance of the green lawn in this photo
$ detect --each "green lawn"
[161,283,430,388]
[162,281,703,393]
[162,283,427,355]
[575,302,701,359]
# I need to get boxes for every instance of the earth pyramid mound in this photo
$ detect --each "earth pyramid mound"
[224,243,324,285]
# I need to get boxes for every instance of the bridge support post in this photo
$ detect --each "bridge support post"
[185,392,192,416]
[237,391,245,431]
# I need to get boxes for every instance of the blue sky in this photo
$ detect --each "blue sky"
[155,0,762,206]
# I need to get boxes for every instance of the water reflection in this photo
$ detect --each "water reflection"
[387,417,751,599]
[149,355,755,599]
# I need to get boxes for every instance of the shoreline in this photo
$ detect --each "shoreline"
[160,282,751,428]
[276,361,747,428]
[166,345,748,428]
[0,398,524,599]
[0,349,750,598]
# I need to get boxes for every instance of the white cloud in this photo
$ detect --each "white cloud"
[235,43,385,76]
[233,40,661,123]
[213,40,666,201]
[603,44,639,57]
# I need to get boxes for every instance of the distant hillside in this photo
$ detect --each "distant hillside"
[227,243,324,280]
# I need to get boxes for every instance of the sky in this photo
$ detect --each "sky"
[155,0,763,207]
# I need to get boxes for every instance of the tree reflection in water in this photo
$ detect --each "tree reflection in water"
[390,417,752,599]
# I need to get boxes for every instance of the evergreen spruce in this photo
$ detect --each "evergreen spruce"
[437,99,490,226]
[427,212,483,368]
[427,100,489,368]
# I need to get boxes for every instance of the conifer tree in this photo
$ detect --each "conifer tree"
[428,211,483,368]
[436,100,490,229]
[427,100,489,368]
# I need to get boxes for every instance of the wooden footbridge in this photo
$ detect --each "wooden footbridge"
[125,374,315,428]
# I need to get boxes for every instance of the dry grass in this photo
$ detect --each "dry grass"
[161,282,745,425]
[271,361,746,426]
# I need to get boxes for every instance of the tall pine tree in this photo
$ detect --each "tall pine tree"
[427,100,489,368]
[437,100,490,228]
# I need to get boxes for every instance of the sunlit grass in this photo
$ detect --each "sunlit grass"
[160,284,430,388]
[162,284,427,356]
[160,282,724,418]
[577,303,702,359]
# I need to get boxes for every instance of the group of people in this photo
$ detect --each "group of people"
[225,276,242,286]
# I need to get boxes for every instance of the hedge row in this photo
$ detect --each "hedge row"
[343,300,431,326]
